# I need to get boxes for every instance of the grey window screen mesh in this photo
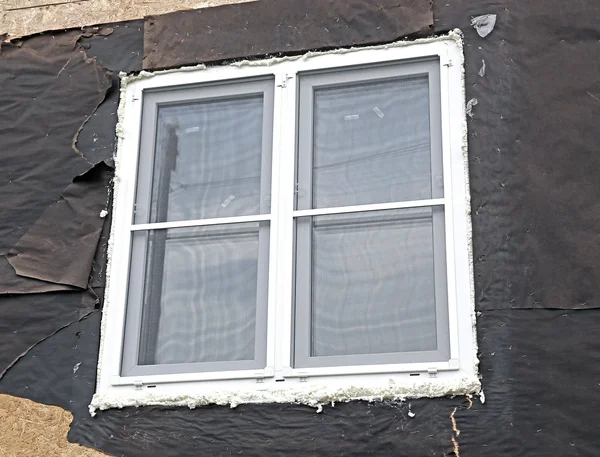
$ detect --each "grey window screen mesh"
[137,224,261,366]
[135,95,267,224]
[311,76,435,209]
[309,208,438,358]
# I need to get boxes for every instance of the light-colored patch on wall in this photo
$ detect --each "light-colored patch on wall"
[4,0,87,10]
[0,0,255,40]
[0,394,107,456]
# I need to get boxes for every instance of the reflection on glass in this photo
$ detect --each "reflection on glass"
[133,223,265,365]
[312,76,436,208]
[136,95,266,224]
[306,208,439,357]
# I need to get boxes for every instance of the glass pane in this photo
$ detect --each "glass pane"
[311,76,436,209]
[301,208,441,357]
[135,95,267,224]
[131,223,268,365]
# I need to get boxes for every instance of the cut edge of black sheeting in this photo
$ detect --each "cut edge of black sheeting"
[0,307,99,382]
[7,162,113,290]
[0,287,99,382]
[0,310,103,431]
[142,0,435,70]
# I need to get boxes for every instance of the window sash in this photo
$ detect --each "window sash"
[120,78,275,377]
[292,62,449,368]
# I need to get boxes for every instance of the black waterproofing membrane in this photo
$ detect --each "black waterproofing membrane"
[0,30,112,294]
[142,0,434,69]
[0,0,599,455]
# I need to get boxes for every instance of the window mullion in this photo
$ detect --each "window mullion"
[271,72,297,380]
[263,73,284,377]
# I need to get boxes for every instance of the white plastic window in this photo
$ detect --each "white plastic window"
[94,35,478,410]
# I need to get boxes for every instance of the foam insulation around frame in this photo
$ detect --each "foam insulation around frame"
[91,376,480,415]
[92,30,479,416]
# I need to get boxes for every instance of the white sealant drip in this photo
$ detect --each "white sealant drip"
[93,29,481,416]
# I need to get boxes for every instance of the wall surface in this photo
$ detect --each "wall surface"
[0,0,599,455]
[0,0,252,39]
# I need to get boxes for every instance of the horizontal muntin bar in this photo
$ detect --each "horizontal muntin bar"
[130,213,271,231]
[292,198,445,218]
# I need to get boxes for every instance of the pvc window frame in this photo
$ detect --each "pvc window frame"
[95,35,477,405]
